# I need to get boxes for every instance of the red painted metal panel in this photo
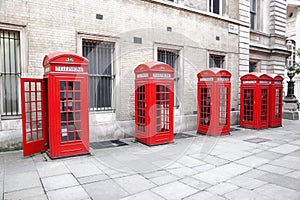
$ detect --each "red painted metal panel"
[269,74,283,127]
[197,68,231,136]
[240,73,272,129]
[135,62,174,145]
[21,78,48,156]
[43,52,89,159]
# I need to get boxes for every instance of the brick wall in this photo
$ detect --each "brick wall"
[0,0,254,150]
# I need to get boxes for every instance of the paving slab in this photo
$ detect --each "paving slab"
[206,182,239,195]
[167,166,198,178]
[4,158,36,176]
[286,170,300,179]
[291,139,300,146]
[257,164,293,175]
[183,191,226,200]
[254,150,284,160]
[4,171,42,193]
[271,155,300,170]
[227,175,267,190]
[289,149,300,157]
[225,188,272,200]
[64,159,103,178]
[179,176,211,190]
[176,155,206,168]
[269,144,300,154]
[114,174,156,194]
[151,181,198,200]
[257,172,300,192]
[120,190,165,200]
[83,179,128,199]
[193,163,251,184]
[47,185,90,200]
[148,172,179,186]
[4,186,45,200]
[192,163,216,172]
[214,152,246,161]
[235,155,269,168]
[200,155,230,166]
[242,168,269,179]
[41,173,79,191]
[77,173,109,185]
[35,161,70,178]
[253,184,300,200]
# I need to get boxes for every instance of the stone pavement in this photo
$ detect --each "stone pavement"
[1,119,300,200]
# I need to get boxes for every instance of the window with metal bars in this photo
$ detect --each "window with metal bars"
[0,30,21,117]
[157,48,179,108]
[82,40,114,111]
[209,54,224,68]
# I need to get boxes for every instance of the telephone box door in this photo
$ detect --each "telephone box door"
[198,86,212,130]
[21,78,48,156]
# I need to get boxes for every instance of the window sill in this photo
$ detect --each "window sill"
[1,115,22,120]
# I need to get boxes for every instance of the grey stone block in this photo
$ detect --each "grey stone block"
[83,179,128,200]
[114,174,156,194]
[4,187,45,200]
[41,174,79,191]
[4,171,42,193]
[151,181,198,199]
[47,185,90,200]
[254,184,300,200]
[257,172,300,192]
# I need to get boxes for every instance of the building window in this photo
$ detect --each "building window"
[250,0,256,30]
[157,48,179,108]
[249,62,257,72]
[209,0,226,15]
[0,30,21,117]
[209,54,224,68]
[286,40,296,67]
[82,40,114,111]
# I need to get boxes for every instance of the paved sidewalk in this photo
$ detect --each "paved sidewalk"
[1,119,300,200]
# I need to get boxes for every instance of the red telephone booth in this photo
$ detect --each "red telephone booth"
[240,73,271,129]
[21,52,89,158]
[197,68,231,136]
[269,74,283,127]
[134,61,174,145]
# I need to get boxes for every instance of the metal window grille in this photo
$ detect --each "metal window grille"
[157,49,179,108]
[0,30,21,116]
[209,55,224,68]
[82,40,114,111]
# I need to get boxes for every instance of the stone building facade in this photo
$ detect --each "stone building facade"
[286,1,300,101]
[0,0,288,151]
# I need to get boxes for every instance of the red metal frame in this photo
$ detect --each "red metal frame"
[21,78,48,156]
[43,52,89,159]
[240,73,271,129]
[21,52,90,158]
[134,62,174,145]
[269,74,283,127]
[197,68,231,136]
